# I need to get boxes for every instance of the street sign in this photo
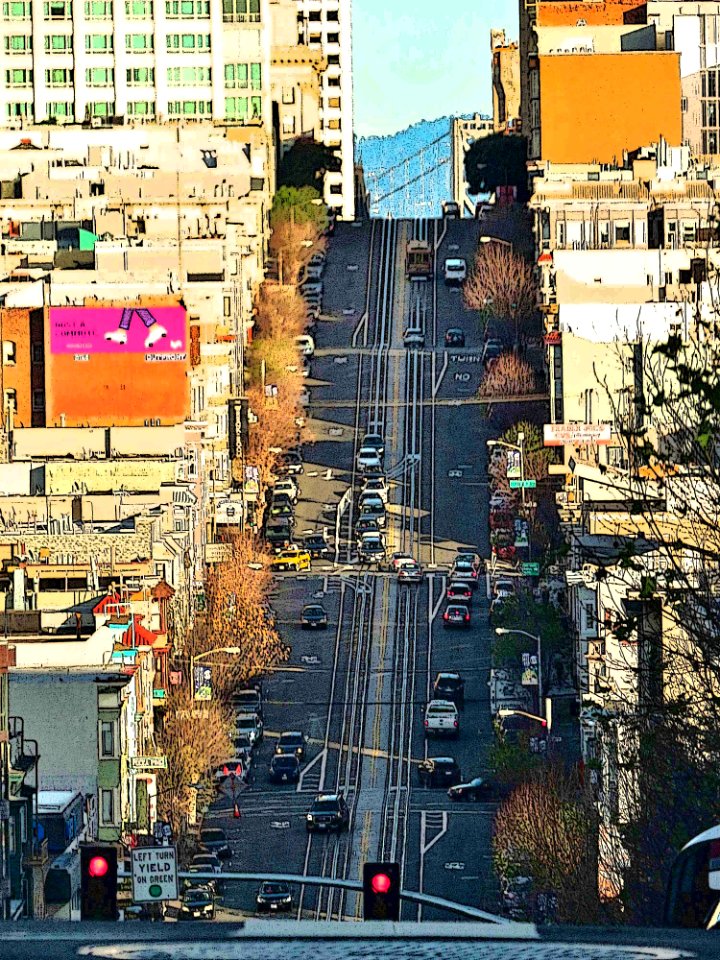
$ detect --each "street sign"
[509,479,536,489]
[521,562,540,576]
[131,846,178,903]
[205,542,233,564]
[129,756,167,772]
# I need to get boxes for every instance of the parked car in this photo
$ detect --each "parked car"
[256,881,293,913]
[304,532,330,558]
[231,688,263,719]
[418,757,462,788]
[443,603,471,628]
[433,671,465,707]
[301,603,329,629]
[214,757,250,783]
[191,853,223,876]
[442,201,460,218]
[269,546,311,572]
[444,327,466,347]
[446,581,473,605]
[275,730,307,761]
[361,477,389,503]
[306,792,349,832]
[398,560,423,583]
[483,338,504,364]
[278,451,304,475]
[489,492,516,511]
[356,447,383,472]
[424,700,460,738]
[268,501,295,522]
[199,828,231,860]
[178,885,215,921]
[273,477,298,501]
[268,753,301,784]
[493,579,516,600]
[270,491,295,509]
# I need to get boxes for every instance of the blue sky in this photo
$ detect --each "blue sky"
[352,0,518,138]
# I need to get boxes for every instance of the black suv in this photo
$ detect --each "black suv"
[199,827,231,859]
[304,533,330,558]
[433,672,465,707]
[418,757,462,788]
[306,792,350,833]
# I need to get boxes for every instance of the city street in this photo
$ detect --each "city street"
[205,218,503,920]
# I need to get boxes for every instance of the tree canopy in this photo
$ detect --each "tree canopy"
[464,134,529,201]
[278,138,340,189]
[270,185,328,233]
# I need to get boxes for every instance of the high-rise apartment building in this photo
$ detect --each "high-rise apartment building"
[491,29,520,134]
[296,0,354,219]
[0,0,272,128]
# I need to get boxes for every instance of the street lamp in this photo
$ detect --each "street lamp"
[190,646,243,700]
[497,708,548,729]
[495,627,543,718]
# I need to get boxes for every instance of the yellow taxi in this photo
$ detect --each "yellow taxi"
[269,546,311,572]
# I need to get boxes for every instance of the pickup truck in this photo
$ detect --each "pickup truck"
[424,700,460,739]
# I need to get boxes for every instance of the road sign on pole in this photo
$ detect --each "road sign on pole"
[131,846,178,903]
[509,479,536,489]
[521,562,540,576]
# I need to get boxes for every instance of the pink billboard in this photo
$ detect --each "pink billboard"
[49,305,187,356]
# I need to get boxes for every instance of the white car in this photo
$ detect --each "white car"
[388,552,414,572]
[361,478,389,503]
[424,700,460,738]
[308,252,326,267]
[304,263,324,280]
[295,334,315,358]
[356,447,382,471]
[443,257,467,285]
[489,493,515,511]
[273,479,298,503]
[493,579,516,600]
[403,328,425,348]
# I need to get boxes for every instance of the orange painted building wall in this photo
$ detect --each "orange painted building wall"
[537,0,647,26]
[0,308,44,429]
[44,303,190,427]
[538,52,681,163]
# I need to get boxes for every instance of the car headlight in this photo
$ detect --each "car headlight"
[306,813,313,821]
[256,896,263,904]
[282,895,292,903]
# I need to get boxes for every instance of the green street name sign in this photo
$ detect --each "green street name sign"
[509,479,537,489]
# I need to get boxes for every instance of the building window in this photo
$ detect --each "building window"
[47,101,72,117]
[327,32,339,43]
[308,9,320,19]
[32,390,44,411]
[167,65,211,85]
[126,33,153,51]
[327,54,340,65]
[4,389,17,413]
[327,75,340,87]
[327,118,340,130]
[2,341,16,365]
[2,1,31,17]
[127,100,155,116]
[46,67,72,86]
[281,87,295,104]
[327,96,340,109]
[31,343,43,362]
[89,101,114,116]
[166,33,210,51]
[125,0,152,14]
[85,0,113,15]
[100,789,115,824]
[86,66,114,86]
[251,96,261,119]
[224,96,247,120]
[282,116,296,134]
[167,99,212,116]
[224,63,248,88]
[614,223,631,244]
[100,720,116,757]
[166,0,209,16]
[43,0,70,16]
[85,34,113,52]
[45,33,72,51]
[250,62,261,90]
[326,9,338,20]
[222,0,259,23]
[126,66,154,85]
[329,183,342,194]
[5,34,31,52]
[5,68,32,86]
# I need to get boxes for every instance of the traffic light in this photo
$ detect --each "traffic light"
[362,862,400,921]
[80,844,118,920]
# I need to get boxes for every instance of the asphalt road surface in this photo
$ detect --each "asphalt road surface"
[204,217,504,921]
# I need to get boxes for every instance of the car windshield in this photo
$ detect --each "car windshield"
[201,830,225,843]
[184,890,212,905]
[236,717,256,729]
[280,734,302,744]
[261,883,289,895]
[312,800,339,812]
[304,606,324,615]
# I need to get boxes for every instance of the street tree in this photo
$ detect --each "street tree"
[489,421,553,499]
[463,133,529,200]
[278,138,341,189]
[269,186,328,284]
[479,353,538,399]
[157,687,232,838]
[464,241,538,342]
[493,765,602,923]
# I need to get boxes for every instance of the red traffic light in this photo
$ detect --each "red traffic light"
[88,855,109,878]
[371,872,392,895]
